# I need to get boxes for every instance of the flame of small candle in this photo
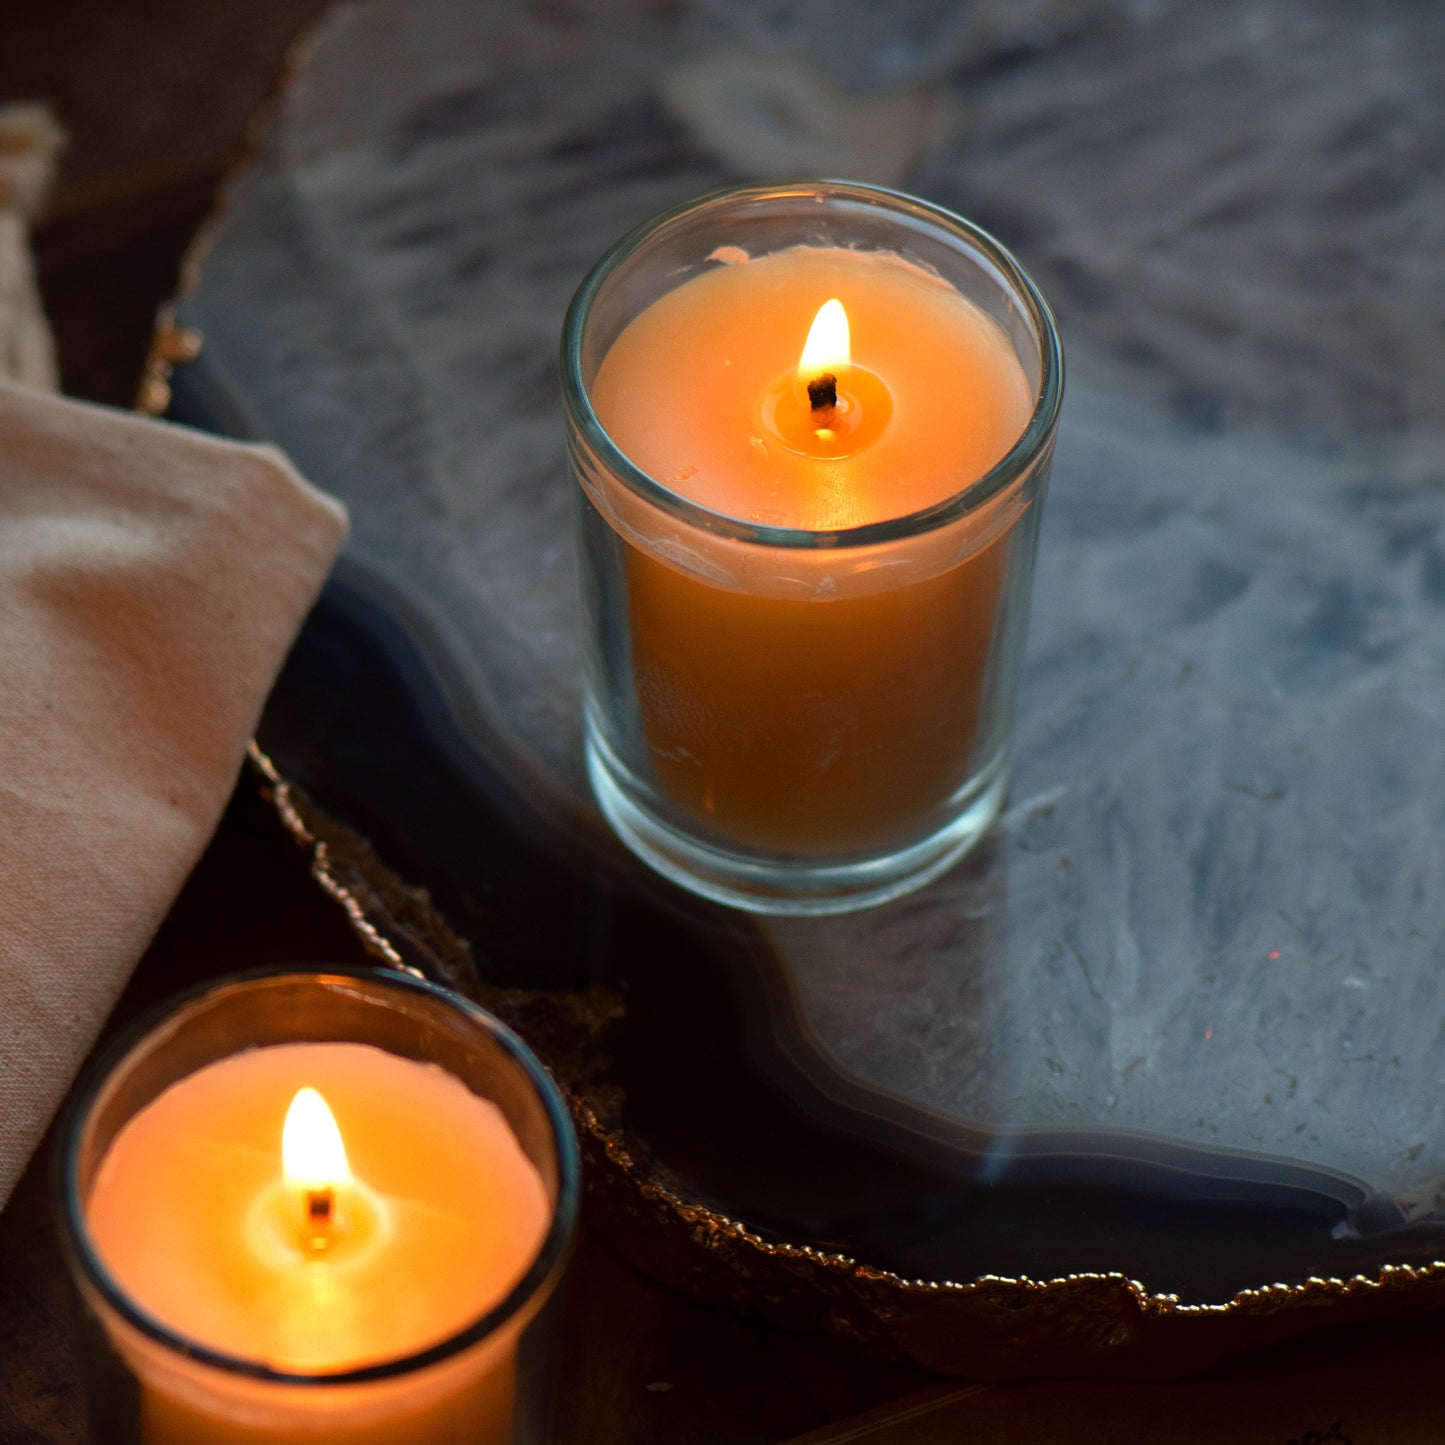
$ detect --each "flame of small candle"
[797,298,850,409]
[282,1087,352,1193]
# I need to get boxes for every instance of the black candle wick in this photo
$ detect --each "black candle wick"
[807,372,838,412]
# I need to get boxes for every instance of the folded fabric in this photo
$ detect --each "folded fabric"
[0,103,64,390]
[0,378,347,1208]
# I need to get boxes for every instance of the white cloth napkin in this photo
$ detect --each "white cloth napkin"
[0,378,347,1207]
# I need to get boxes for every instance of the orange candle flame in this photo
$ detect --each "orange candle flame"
[283,1087,351,1188]
[283,1088,350,1246]
[797,298,850,400]
[761,295,891,457]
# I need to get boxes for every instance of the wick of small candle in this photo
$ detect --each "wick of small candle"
[806,372,838,413]
[307,1188,334,1226]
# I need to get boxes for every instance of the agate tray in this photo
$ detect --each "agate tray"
[168,0,1445,1378]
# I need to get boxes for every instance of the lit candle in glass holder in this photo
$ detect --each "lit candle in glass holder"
[58,968,579,1445]
[564,181,1063,914]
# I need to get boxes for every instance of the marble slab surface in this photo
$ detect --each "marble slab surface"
[180,0,1445,1312]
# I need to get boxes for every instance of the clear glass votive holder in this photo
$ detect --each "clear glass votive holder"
[562,179,1063,914]
[56,966,580,1445]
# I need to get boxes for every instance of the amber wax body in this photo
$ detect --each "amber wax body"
[564,182,1062,915]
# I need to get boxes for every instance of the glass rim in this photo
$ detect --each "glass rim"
[55,964,581,1388]
[560,178,1064,551]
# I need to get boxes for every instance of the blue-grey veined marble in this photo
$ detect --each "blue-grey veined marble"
[183,0,1445,1253]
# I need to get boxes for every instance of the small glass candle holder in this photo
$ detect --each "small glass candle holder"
[563,180,1063,914]
[56,966,580,1445]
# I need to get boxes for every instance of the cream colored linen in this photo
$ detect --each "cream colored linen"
[0,378,347,1207]
[0,103,64,390]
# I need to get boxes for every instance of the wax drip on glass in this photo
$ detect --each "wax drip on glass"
[282,1087,351,1256]
[763,298,892,459]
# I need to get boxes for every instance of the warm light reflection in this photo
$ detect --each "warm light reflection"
[282,1087,351,1190]
[796,298,850,388]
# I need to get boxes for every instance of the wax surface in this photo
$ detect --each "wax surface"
[591,245,1033,530]
[87,1042,550,1373]
[588,245,1035,856]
